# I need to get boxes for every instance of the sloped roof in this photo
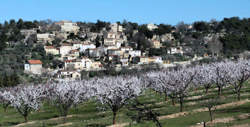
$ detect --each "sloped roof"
[28,60,42,64]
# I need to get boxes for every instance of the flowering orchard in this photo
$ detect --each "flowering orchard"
[0,59,249,125]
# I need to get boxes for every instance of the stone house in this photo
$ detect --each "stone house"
[104,38,116,46]
[121,46,133,53]
[87,48,103,58]
[59,43,73,56]
[44,46,59,55]
[63,55,78,61]
[80,44,96,52]
[151,40,162,48]
[168,47,184,54]
[138,56,163,64]
[81,57,92,69]
[59,70,81,79]
[160,33,175,42]
[20,29,37,36]
[129,50,141,57]
[150,56,163,64]
[69,49,80,57]
[55,20,80,34]
[147,24,158,31]
[120,58,129,66]
[138,57,149,64]
[64,59,83,70]
[90,61,103,71]
[24,60,43,74]
[110,23,123,32]
[37,33,55,43]
[107,49,124,56]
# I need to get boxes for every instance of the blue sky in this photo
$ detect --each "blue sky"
[1,0,250,25]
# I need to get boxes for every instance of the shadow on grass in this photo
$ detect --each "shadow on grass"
[2,121,20,126]
[216,103,250,114]
[86,123,107,127]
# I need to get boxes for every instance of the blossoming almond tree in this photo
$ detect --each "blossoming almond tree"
[7,85,44,122]
[211,61,233,96]
[46,80,93,119]
[94,76,142,125]
[0,88,14,112]
[229,60,250,100]
[146,71,176,105]
[168,67,196,112]
[193,64,215,94]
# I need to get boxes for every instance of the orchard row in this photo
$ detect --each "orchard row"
[0,59,249,125]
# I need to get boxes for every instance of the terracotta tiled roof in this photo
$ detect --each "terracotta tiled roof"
[28,60,43,64]
[64,60,75,63]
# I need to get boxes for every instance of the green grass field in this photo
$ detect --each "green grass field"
[1,82,250,127]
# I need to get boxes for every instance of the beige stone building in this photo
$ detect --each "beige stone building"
[37,33,55,43]
[64,59,83,70]
[55,20,80,34]
[110,23,123,32]
[107,49,124,56]
[24,60,43,74]
[59,43,73,57]
[138,57,149,64]
[161,33,175,42]
[138,56,163,64]
[90,61,103,70]
[44,46,59,55]
[104,38,116,46]
[20,29,37,36]
[147,24,158,31]
[151,40,162,48]
[168,47,184,54]
[69,49,80,57]
[60,70,81,79]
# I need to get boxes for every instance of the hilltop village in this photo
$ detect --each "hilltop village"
[21,20,203,80]
[0,18,249,83]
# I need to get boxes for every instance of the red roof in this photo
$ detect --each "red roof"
[28,60,42,64]
[64,59,75,63]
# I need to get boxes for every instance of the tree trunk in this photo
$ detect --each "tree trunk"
[155,120,162,127]
[171,98,175,106]
[179,97,183,112]
[237,84,243,101]
[208,108,213,121]
[113,111,117,125]
[3,104,9,113]
[165,94,168,101]
[24,116,28,123]
[205,88,209,94]
[237,91,241,101]
[4,107,7,113]
[61,107,68,123]
[63,116,67,123]
[203,121,206,127]
[217,86,222,96]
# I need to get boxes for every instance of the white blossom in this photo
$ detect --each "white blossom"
[93,75,142,124]
[46,80,93,117]
[5,85,44,122]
